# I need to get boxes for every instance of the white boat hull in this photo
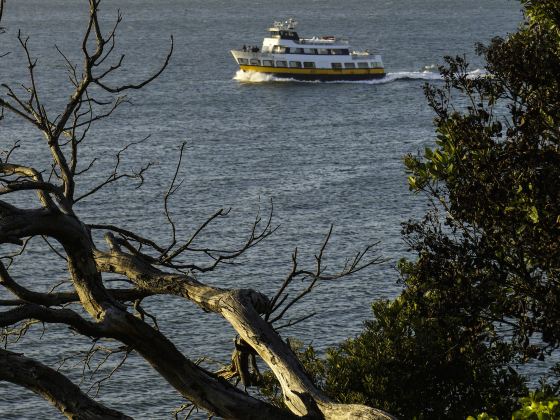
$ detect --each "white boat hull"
[231,50,385,81]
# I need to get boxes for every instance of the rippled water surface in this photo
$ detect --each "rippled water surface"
[1,1,522,418]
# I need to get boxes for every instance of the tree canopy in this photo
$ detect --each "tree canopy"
[405,0,560,365]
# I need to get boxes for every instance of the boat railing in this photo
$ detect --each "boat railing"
[299,37,349,45]
[351,49,379,57]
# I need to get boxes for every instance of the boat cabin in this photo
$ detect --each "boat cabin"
[268,29,299,41]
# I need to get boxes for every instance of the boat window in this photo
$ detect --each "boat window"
[279,30,299,40]
[344,63,355,69]
[237,58,248,65]
[289,61,302,68]
[275,60,287,67]
[317,48,329,55]
[303,62,316,68]
[272,45,287,54]
[357,62,369,68]
[371,62,381,68]
[292,48,304,54]
[262,60,274,67]
[250,58,261,66]
[269,30,280,38]
[331,49,347,55]
[331,63,342,69]
[303,48,317,54]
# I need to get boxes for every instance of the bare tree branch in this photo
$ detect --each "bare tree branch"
[161,142,187,255]
[267,227,383,324]
[162,202,278,272]
[89,224,166,253]
[74,135,152,203]
[94,36,174,93]
[0,0,5,33]
[0,348,132,419]
[0,262,152,307]
[94,241,392,419]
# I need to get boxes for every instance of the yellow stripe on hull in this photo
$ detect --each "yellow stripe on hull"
[240,65,385,76]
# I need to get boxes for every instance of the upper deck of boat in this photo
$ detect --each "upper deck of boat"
[267,24,350,48]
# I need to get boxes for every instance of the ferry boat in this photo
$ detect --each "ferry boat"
[231,19,385,81]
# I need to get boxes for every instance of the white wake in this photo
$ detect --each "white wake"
[233,68,486,84]
[233,70,277,83]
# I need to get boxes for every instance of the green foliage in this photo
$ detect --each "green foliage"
[466,414,499,420]
[513,389,560,420]
[320,298,525,419]
[521,0,560,37]
[258,298,526,418]
[468,387,560,420]
[404,0,560,366]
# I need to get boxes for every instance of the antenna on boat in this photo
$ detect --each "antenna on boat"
[285,18,297,30]
[273,18,298,30]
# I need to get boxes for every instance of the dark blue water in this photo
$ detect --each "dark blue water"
[0,1,522,418]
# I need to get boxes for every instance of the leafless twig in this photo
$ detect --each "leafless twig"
[74,135,152,203]
[267,226,383,324]
[162,142,188,257]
